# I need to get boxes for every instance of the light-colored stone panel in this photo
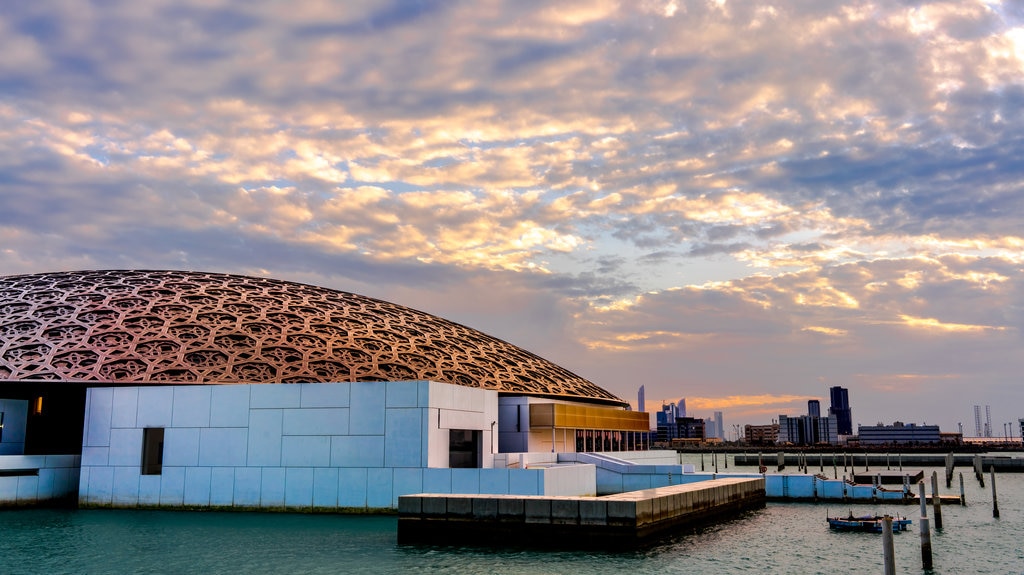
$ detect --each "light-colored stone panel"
[184,467,212,506]
[337,467,367,508]
[246,409,282,466]
[210,385,251,427]
[285,467,314,508]
[260,468,286,507]
[282,408,349,436]
[385,381,419,408]
[330,435,384,468]
[210,467,234,506]
[349,382,385,435]
[300,383,350,408]
[312,468,339,508]
[137,387,173,427]
[159,467,185,506]
[85,388,113,447]
[198,428,248,467]
[163,428,200,467]
[384,408,423,468]
[108,428,142,467]
[281,436,331,467]
[172,386,212,428]
[111,387,139,429]
[366,468,393,509]
[250,384,300,409]
[233,468,261,507]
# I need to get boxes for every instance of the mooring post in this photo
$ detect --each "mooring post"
[865,452,869,472]
[886,452,890,470]
[975,454,984,486]
[991,466,999,519]
[899,452,902,471]
[931,471,942,530]
[777,451,784,472]
[843,452,848,472]
[713,451,718,473]
[959,472,966,506]
[833,452,837,479]
[919,482,933,570]
[701,452,705,471]
[945,452,953,488]
[882,515,896,575]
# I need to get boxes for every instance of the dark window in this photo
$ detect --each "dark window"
[141,428,165,475]
[449,429,480,468]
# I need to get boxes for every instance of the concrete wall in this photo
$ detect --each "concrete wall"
[78,381,505,511]
[0,399,28,455]
[0,455,80,506]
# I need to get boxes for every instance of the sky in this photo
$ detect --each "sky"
[2,0,1023,437]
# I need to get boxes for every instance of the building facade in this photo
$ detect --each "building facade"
[857,422,941,446]
[829,386,853,436]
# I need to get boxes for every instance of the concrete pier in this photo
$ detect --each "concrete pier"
[397,477,765,547]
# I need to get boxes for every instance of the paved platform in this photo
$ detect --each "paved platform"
[397,477,765,548]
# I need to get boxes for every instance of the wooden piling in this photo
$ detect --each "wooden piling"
[991,466,999,519]
[959,472,965,506]
[918,482,933,570]
[931,471,942,530]
[945,452,954,488]
[777,452,784,472]
[882,516,896,575]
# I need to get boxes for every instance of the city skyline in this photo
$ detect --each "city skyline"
[2,2,1024,432]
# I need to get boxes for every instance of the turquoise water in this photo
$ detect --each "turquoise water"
[2,466,1021,574]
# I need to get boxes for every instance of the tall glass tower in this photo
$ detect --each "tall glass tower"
[829,386,853,435]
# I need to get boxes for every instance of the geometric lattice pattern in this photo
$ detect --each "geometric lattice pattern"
[0,270,624,405]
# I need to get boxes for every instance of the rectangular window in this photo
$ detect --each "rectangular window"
[448,429,480,469]
[141,428,165,475]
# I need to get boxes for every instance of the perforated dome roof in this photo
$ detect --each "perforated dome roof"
[0,270,624,405]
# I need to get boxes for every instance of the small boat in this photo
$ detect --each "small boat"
[827,512,912,533]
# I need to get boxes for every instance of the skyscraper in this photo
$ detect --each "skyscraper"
[829,386,853,436]
[714,411,724,440]
[637,385,645,412]
[679,397,687,418]
[808,400,820,418]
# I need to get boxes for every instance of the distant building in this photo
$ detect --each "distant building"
[638,385,645,412]
[778,414,838,445]
[656,414,706,443]
[679,397,687,418]
[858,422,941,446]
[829,386,853,436]
[808,400,820,418]
[744,423,779,446]
[714,411,724,440]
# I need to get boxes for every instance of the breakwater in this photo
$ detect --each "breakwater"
[397,477,765,547]
[733,453,1024,471]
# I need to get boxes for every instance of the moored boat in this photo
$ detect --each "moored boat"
[827,513,912,533]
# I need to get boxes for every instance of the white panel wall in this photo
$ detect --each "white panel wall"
[79,381,516,511]
[0,454,80,506]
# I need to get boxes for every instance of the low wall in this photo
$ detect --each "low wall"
[397,477,765,547]
[0,455,81,507]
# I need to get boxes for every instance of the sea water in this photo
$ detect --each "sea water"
[1,465,1021,575]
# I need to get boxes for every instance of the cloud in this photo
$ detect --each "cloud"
[3,0,1024,431]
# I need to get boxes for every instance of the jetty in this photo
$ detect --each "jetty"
[397,477,765,548]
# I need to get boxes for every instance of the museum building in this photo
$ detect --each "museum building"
[0,270,648,509]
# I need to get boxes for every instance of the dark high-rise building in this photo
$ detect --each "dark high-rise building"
[808,400,820,418]
[829,386,853,436]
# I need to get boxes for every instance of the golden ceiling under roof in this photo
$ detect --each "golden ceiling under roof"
[0,270,625,405]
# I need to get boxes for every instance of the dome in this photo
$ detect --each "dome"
[0,270,624,405]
